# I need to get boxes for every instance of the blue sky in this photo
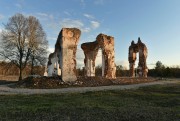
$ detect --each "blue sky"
[0,0,180,69]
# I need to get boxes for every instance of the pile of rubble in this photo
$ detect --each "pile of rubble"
[16,76,158,89]
[17,76,68,89]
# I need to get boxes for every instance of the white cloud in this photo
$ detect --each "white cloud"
[94,0,104,5]
[83,13,94,19]
[36,12,54,20]
[95,50,103,66]
[64,11,71,16]
[0,28,2,40]
[15,0,26,9]
[60,18,91,33]
[0,14,4,20]
[76,49,103,68]
[49,15,54,20]
[60,19,84,28]
[15,3,22,8]
[47,22,60,33]
[76,59,84,68]
[91,21,100,29]
[47,37,57,41]
[116,60,129,70]
[82,27,91,33]
[60,19,100,32]
[48,47,54,53]
[76,47,85,68]
[80,0,86,7]
[36,12,48,17]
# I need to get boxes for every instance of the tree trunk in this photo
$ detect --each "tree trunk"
[31,56,34,75]
[19,52,23,81]
[19,67,22,81]
[19,61,22,81]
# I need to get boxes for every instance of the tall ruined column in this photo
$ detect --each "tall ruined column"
[96,34,116,79]
[102,50,105,76]
[137,38,148,77]
[81,41,99,77]
[129,62,135,77]
[128,41,137,77]
[49,28,81,82]
[86,51,97,76]
[129,59,133,77]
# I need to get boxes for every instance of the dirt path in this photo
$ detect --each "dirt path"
[0,80,179,95]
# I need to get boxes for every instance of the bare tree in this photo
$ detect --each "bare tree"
[27,16,48,75]
[0,13,48,80]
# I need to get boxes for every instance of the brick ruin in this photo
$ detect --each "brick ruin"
[81,33,116,79]
[46,28,148,82]
[128,37,148,77]
[47,28,81,82]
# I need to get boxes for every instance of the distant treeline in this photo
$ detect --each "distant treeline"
[0,61,45,76]
[1,61,179,78]
[148,67,180,78]
[147,61,180,78]
[77,61,180,78]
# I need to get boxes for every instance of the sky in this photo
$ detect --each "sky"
[0,0,180,69]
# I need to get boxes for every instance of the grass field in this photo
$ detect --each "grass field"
[0,83,179,121]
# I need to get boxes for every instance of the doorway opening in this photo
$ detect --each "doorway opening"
[95,49,103,77]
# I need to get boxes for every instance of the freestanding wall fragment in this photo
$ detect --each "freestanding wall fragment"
[137,38,148,77]
[128,38,148,77]
[47,52,60,76]
[47,28,81,82]
[128,41,138,77]
[96,34,116,79]
[81,41,99,77]
[81,33,116,79]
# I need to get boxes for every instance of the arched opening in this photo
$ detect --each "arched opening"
[75,48,85,77]
[81,33,116,79]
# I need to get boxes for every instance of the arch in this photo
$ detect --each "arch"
[128,38,148,77]
[81,33,116,79]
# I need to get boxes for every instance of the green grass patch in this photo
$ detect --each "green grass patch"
[0,83,179,121]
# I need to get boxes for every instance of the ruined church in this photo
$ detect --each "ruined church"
[46,28,148,82]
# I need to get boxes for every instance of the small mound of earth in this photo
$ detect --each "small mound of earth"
[17,76,78,89]
[16,76,158,89]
